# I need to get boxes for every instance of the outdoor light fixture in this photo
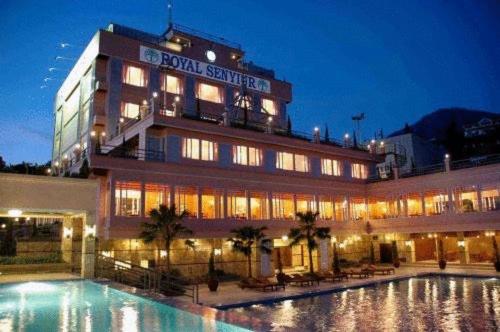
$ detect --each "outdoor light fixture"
[314,127,319,132]
[1,224,6,229]
[101,132,106,137]
[85,224,96,238]
[63,227,73,239]
[371,139,376,144]
[7,209,23,218]
[485,231,495,237]
[344,133,349,139]
[152,91,158,98]
[74,143,81,150]
[267,116,273,123]
[90,131,96,137]
[339,243,346,249]
[46,168,52,174]
[281,235,288,242]
[214,248,222,256]
[331,236,337,244]
[380,141,385,147]
[54,161,60,167]
[160,250,168,258]
[405,240,412,247]
[174,95,181,103]
[457,240,465,248]
[205,50,216,62]
[445,154,450,159]
[119,117,125,124]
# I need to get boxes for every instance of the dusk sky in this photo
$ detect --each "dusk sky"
[1,0,499,164]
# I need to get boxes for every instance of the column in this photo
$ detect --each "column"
[447,187,455,214]
[421,193,426,216]
[81,213,96,278]
[457,232,470,264]
[318,239,330,271]
[61,217,73,264]
[267,192,273,220]
[259,240,273,277]
[396,195,402,217]
[404,238,416,263]
[345,195,350,221]
[402,195,408,217]
[476,186,483,212]
[197,187,202,219]
[169,186,175,209]
[223,189,228,219]
[138,129,147,161]
[246,190,251,220]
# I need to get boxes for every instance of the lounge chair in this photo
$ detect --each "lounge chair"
[345,269,370,279]
[238,277,283,291]
[256,277,286,290]
[318,271,348,282]
[283,273,315,286]
[367,264,395,275]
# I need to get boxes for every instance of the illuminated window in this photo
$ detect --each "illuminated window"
[296,195,316,214]
[182,138,217,161]
[481,189,499,211]
[197,82,222,103]
[250,192,268,220]
[350,198,367,221]
[175,187,198,218]
[272,193,295,220]
[234,91,252,109]
[276,152,309,172]
[406,194,423,216]
[201,189,224,219]
[351,163,368,179]
[123,64,146,87]
[115,182,141,217]
[458,190,478,213]
[335,199,347,222]
[227,191,247,219]
[319,197,334,220]
[262,98,277,115]
[161,74,182,94]
[368,199,389,219]
[233,145,262,166]
[321,158,341,176]
[424,192,449,215]
[121,102,140,119]
[145,184,169,215]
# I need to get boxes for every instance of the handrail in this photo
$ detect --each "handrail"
[96,254,199,304]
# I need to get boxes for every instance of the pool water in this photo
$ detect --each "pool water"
[226,276,500,331]
[0,280,249,332]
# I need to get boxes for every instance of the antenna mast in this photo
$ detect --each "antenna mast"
[168,0,173,29]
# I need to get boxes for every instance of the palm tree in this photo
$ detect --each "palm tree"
[289,211,331,274]
[139,204,193,273]
[227,226,271,278]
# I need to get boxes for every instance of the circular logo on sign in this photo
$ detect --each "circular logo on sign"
[144,48,160,63]
[257,79,268,92]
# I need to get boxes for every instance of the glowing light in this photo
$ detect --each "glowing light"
[344,133,349,139]
[380,141,385,147]
[7,209,22,218]
[160,250,168,258]
[371,139,376,144]
[267,116,273,123]
[174,95,181,102]
[314,127,319,132]
[1,224,5,229]
[152,91,158,98]
[457,240,465,248]
[214,248,222,256]
[90,131,96,137]
[101,132,106,137]
[119,117,125,123]
[85,224,96,238]
[405,240,412,247]
[54,161,60,167]
[445,154,450,159]
[15,282,56,293]
[63,227,73,239]
[485,231,495,237]
[102,251,112,258]
[46,168,52,174]
[74,143,81,150]
[281,235,288,242]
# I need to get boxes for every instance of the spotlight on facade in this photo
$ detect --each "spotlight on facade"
[445,153,450,159]
[101,132,106,137]
[7,209,23,218]
[63,227,73,239]
[174,95,181,103]
[1,224,5,229]
[90,131,96,137]
[457,240,465,248]
[281,235,288,242]
[214,248,222,256]
[160,250,168,258]
[152,91,158,98]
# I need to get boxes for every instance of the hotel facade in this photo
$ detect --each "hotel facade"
[50,23,500,277]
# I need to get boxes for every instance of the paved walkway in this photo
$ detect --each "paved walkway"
[0,272,80,284]
[195,266,499,308]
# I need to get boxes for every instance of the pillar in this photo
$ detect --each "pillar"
[457,232,470,264]
[318,239,330,271]
[138,129,147,161]
[476,186,483,212]
[61,217,73,264]
[404,238,416,263]
[81,213,96,278]
[421,193,426,216]
[259,240,273,277]
[447,188,455,214]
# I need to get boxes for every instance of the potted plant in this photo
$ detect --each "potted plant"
[491,235,500,272]
[438,237,447,270]
[392,241,400,268]
[275,248,286,285]
[207,249,219,292]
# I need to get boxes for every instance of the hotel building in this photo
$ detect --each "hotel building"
[50,23,500,277]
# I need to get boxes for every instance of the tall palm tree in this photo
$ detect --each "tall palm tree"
[289,211,331,274]
[140,204,193,273]
[227,226,271,278]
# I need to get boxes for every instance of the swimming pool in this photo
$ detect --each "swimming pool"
[225,276,500,331]
[0,280,250,332]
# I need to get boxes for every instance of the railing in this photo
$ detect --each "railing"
[400,163,445,178]
[95,145,165,162]
[171,23,242,50]
[96,254,199,304]
[451,153,500,170]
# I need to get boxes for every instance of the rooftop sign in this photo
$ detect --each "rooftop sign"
[139,45,271,94]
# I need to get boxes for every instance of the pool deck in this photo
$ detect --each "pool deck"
[0,272,81,284]
[194,265,499,309]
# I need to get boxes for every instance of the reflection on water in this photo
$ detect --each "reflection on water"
[228,276,500,332]
[0,280,247,332]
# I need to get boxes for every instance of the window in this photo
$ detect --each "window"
[121,102,140,119]
[197,82,222,103]
[272,193,294,220]
[350,198,367,221]
[321,158,341,176]
[250,192,268,220]
[161,74,182,94]
[335,199,347,222]
[351,163,368,179]
[481,189,499,211]
[296,195,316,214]
[201,189,224,219]
[175,187,198,218]
[276,152,309,172]
[234,91,252,109]
[123,64,146,87]
[145,184,169,215]
[262,98,277,115]
[233,145,262,166]
[115,182,141,216]
[182,138,218,161]
[407,195,423,216]
[319,197,334,220]
[227,191,247,219]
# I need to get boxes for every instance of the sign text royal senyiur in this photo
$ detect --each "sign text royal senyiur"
[139,46,271,94]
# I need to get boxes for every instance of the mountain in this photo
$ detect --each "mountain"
[389,108,499,142]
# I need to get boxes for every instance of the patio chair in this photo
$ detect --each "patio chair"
[367,264,395,275]
[345,269,370,279]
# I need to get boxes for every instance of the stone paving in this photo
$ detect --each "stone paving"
[194,265,500,308]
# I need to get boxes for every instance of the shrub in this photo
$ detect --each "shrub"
[0,252,63,265]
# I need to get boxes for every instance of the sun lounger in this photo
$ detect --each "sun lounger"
[367,265,395,275]
[345,269,370,279]
[238,277,284,291]
[319,271,349,282]
[283,274,315,286]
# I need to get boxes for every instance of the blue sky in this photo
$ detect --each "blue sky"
[0,0,499,163]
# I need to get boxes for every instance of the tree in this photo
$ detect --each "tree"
[365,221,375,264]
[403,123,412,134]
[332,242,340,274]
[0,156,5,170]
[289,211,331,274]
[324,124,330,143]
[227,226,271,278]
[78,159,90,178]
[139,204,193,273]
